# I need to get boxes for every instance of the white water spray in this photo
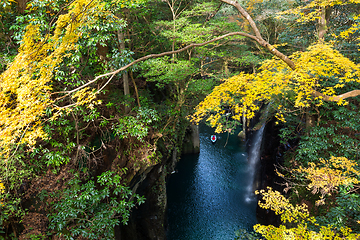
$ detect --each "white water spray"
[245,124,265,203]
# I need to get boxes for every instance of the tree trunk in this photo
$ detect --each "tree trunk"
[305,110,313,131]
[318,6,332,40]
[224,59,229,76]
[118,30,130,114]
[16,0,28,14]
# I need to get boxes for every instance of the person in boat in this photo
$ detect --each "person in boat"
[210,135,216,143]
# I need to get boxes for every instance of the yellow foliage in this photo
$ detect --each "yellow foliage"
[255,187,314,224]
[0,180,4,205]
[190,73,252,132]
[71,87,99,109]
[0,0,106,158]
[191,43,360,132]
[279,0,360,43]
[245,0,264,12]
[254,187,360,239]
[293,156,360,205]
[280,0,360,23]
[255,157,360,238]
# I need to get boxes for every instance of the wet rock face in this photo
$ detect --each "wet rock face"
[182,125,200,155]
[256,119,283,226]
[19,213,48,240]
[119,120,190,240]
[119,146,182,240]
[119,164,167,240]
[256,119,302,226]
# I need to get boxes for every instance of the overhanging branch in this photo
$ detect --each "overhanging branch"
[220,0,360,102]
[220,0,295,70]
[64,31,256,95]
[313,90,360,101]
[62,0,360,104]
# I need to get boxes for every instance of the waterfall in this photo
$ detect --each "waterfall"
[245,124,265,203]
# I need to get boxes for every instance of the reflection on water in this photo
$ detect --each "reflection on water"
[166,125,258,240]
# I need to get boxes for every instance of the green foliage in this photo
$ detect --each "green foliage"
[0,0,358,238]
[112,107,160,141]
[279,102,360,235]
[0,0,244,237]
[48,171,145,240]
[39,115,76,167]
[141,57,197,88]
[295,102,360,165]
[186,76,217,101]
[156,1,237,45]
[0,52,15,74]
[314,187,360,233]
[0,145,32,233]
[24,234,47,240]
[234,229,260,240]
[296,126,336,163]
[108,48,135,71]
[0,193,24,234]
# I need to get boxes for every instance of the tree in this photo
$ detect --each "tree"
[187,0,360,237]
[191,0,360,133]
[254,156,360,239]
[191,42,360,132]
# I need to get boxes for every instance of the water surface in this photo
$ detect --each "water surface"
[167,125,258,240]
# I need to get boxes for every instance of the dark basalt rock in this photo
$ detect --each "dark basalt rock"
[119,146,180,240]
[119,163,168,240]
[182,124,200,155]
[256,119,283,226]
[255,119,298,226]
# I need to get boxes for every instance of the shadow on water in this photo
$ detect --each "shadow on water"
[166,125,258,240]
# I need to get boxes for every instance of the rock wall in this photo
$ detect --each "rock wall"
[119,163,168,240]
[245,115,284,226]
[255,119,283,226]
[119,124,193,240]
[181,124,200,154]
[254,118,298,226]
[119,117,291,238]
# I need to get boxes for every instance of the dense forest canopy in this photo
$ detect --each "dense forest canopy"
[0,0,360,239]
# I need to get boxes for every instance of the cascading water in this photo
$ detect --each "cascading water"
[245,124,265,203]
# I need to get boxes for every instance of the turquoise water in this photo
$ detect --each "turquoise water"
[166,125,258,240]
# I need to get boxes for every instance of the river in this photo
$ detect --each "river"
[166,124,259,239]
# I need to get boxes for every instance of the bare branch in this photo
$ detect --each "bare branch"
[63,0,360,104]
[313,90,360,101]
[204,2,223,24]
[64,31,255,95]
[220,0,296,70]
[220,0,360,102]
